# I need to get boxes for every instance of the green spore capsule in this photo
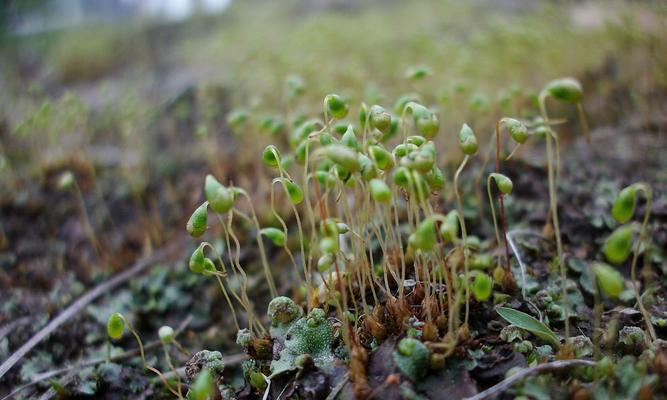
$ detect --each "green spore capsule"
[359,102,368,129]
[333,122,348,135]
[186,202,208,237]
[439,211,459,243]
[405,65,432,81]
[290,119,317,149]
[340,125,359,150]
[202,258,217,276]
[57,171,75,191]
[406,135,426,147]
[394,94,420,115]
[325,94,349,119]
[416,112,439,139]
[411,217,436,251]
[412,143,435,173]
[320,219,339,237]
[107,313,125,340]
[370,179,392,203]
[603,225,634,264]
[260,227,286,247]
[491,173,513,194]
[315,170,336,190]
[393,143,419,158]
[543,77,583,103]
[283,179,304,205]
[426,166,445,191]
[393,167,410,188]
[205,175,235,214]
[336,222,350,235]
[612,185,637,224]
[592,262,625,299]
[459,123,478,155]
[295,139,309,165]
[358,154,377,181]
[369,145,394,171]
[369,105,391,133]
[158,325,175,344]
[262,145,281,168]
[189,245,206,274]
[318,254,333,273]
[226,109,249,130]
[323,144,360,172]
[319,236,339,254]
[504,118,529,144]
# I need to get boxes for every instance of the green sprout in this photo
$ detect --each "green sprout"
[106,313,183,398]
[537,77,589,342]
[486,172,514,284]
[605,182,655,342]
[454,123,478,329]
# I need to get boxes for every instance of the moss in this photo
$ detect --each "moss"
[393,338,430,381]
[619,326,645,349]
[270,308,335,376]
[267,296,304,342]
[185,350,225,382]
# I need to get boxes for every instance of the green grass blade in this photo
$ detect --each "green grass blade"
[497,307,560,348]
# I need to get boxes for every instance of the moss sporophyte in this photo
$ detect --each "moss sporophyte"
[104,78,660,399]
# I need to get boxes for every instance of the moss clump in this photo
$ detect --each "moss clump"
[619,326,645,351]
[270,308,335,376]
[392,338,430,381]
[267,296,303,341]
[185,350,225,381]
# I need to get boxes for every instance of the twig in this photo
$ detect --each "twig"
[0,236,188,381]
[463,359,596,400]
[325,372,349,400]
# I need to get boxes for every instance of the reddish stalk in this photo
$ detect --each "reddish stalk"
[495,121,512,273]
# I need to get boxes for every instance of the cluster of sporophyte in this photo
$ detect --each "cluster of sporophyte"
[108,76,659,398]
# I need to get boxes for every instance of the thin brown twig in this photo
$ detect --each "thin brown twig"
[463,359,596,400]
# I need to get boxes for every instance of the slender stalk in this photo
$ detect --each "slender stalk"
[73,181,103,260]
[592,280,602,360]
[162,343,183,398]
[203,228,242,333]
[487,175,502,269]
[454,155,471,327]
[121,317,183,399]
[494,121,512,274]
[270,180,305,287]
[237,189,278,298]
[630,185,656,342]
[539,96,570,341]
